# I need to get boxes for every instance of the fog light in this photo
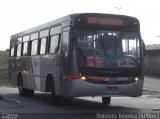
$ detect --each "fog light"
[135,77,139,81]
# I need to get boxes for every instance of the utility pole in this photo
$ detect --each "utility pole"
[115,7,122,14]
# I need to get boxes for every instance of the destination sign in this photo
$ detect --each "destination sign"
[87,17,123,26]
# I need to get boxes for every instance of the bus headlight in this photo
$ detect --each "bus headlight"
[135,77,139,81]
[80,74,86,80]
[80,76,86,80]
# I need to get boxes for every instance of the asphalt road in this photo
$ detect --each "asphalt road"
[0,76,160,119]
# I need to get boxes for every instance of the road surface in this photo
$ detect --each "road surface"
[0,76,160,119]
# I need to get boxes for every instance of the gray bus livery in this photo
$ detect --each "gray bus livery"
[9,13,145,105]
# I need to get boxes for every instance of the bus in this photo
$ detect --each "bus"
[9,13,145,105]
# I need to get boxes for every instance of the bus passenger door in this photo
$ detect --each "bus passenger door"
[60,28,70,96]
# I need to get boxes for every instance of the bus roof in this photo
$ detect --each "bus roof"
[11,13,139,39]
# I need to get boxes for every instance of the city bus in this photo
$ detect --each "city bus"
[9,13,145,105]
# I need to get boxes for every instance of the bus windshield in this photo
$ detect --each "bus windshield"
[77,29,141,69]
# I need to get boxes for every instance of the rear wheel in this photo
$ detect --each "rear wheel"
[102,97,111,105]
[18,75,34,97]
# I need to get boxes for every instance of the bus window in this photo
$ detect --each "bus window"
[22,35,30,56]
[31,40,38,55]
[23,35,30,42]
[62,31,69,57]
[17,44,22,57]
[50,35,60,53]
[17,37,22,44]
[23,42,28,56]
[50,26,61,35]
[40,37,47,54]
[11,46,14,57]
[40,29,49,38]
[31,32,38,40]
[122,37,140,58]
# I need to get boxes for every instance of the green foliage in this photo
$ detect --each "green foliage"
[0,51,8,70]
[0,79,11,86]
[0,50,9,86]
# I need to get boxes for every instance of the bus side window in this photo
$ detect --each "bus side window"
[17,44,22,57]
[62,31,69,57]
[31,40,38,55]
[49,34,60,53]
[40,37,47,54]
[23,42,28,56]
[39,29,49,55]
[10,46,15,57]
[22,35,30,56]
[30,32,39,56]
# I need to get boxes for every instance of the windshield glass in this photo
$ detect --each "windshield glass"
[77,29,141,69]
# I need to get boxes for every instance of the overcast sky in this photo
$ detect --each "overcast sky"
[0,0,160,50]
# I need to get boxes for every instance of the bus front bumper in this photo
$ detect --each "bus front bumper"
[70,79,144,97]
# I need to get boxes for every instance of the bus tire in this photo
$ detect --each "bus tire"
[18,75,34,97]
[26,89,34,97]
[51,80,62,106]
[102,97,111,105]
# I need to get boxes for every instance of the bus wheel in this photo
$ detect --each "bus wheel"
[18,75,34,97]
[102,97,111,105]
[27,89,34,97]
[18,75,26,96]
[51,81,62,106]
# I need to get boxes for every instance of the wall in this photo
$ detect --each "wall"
[144,49,160,76]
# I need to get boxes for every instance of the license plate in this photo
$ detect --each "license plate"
[106,86,118,92]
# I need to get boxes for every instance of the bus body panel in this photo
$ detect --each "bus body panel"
[39,54,61,93]
[30,56,41,90]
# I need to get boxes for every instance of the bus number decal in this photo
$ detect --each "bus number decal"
[86,56,104,68]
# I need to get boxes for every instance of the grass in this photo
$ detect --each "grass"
[0,50,11,87]
[0,79,13,87]
[0,51,8,70]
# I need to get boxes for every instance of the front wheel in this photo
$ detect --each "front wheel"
[51,80,62,106]
[18,75,34,97]
[102,97,111,105]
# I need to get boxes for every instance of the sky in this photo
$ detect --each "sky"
[0,0,160,50]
